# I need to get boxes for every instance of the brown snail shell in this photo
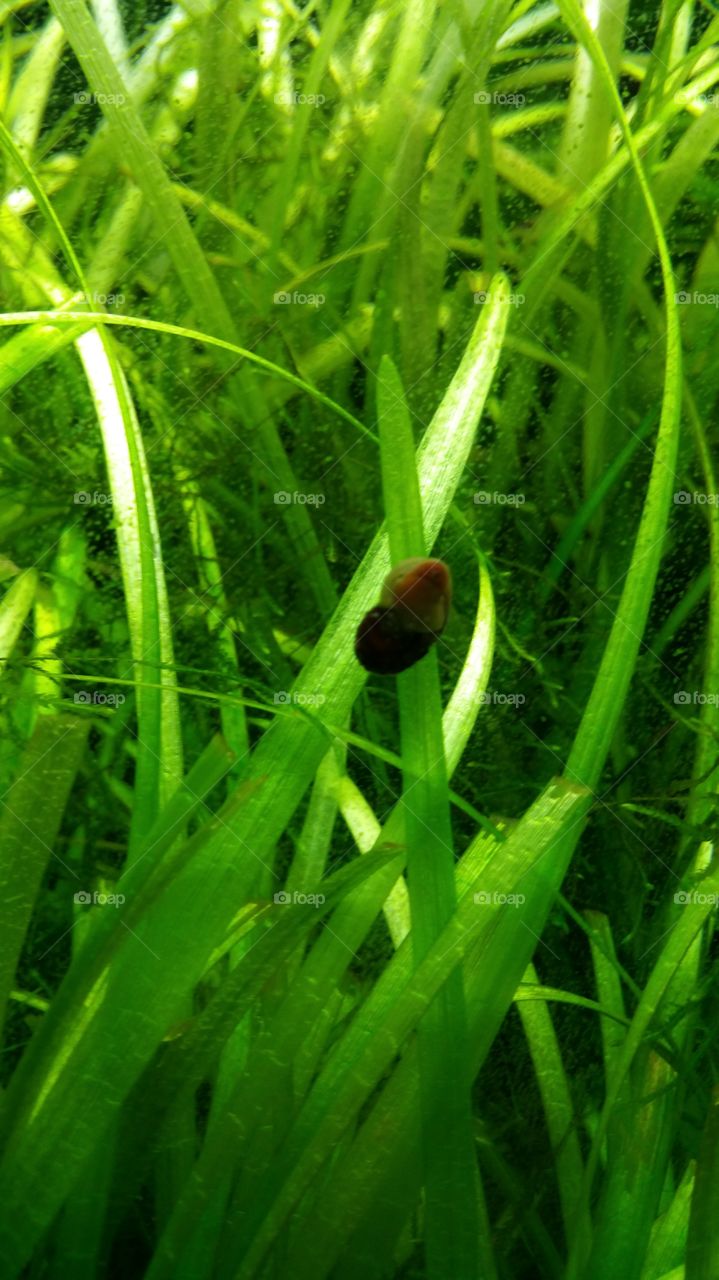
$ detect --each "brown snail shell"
[354,558,451,675]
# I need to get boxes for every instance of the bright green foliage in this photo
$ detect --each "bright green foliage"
[0,2,717,1278]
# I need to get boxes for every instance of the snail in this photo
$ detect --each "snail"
[354,558,452,675]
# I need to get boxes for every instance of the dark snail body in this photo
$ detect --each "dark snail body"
[355,558,451,675]
[354,605,435,675]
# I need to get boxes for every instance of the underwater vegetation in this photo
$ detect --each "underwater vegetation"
[354,558,452,673]
[0,0,718,1277]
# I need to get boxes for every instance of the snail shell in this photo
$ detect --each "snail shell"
[354,558,451,675]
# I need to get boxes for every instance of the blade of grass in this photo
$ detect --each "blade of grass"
[0,714,88,1048]
[220,777,590,1279]
[47,0,341,617]
[0,568,37,670]
[376,352,483,1279]
[0,123,183,855]
[0,279,511,1277]
[516,960,585,1250]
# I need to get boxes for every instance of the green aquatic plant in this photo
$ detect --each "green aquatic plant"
[0,1,718,1278]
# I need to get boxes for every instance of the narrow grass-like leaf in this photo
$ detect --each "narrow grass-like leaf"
[0,124,183,853]
[224,778,591,1279]
[0,569,37,670]
[0,282,510,1275]
[377,352,482,1278]
[0,715,87,1045]
[0,310,371,440]
[516,961,585,1249]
